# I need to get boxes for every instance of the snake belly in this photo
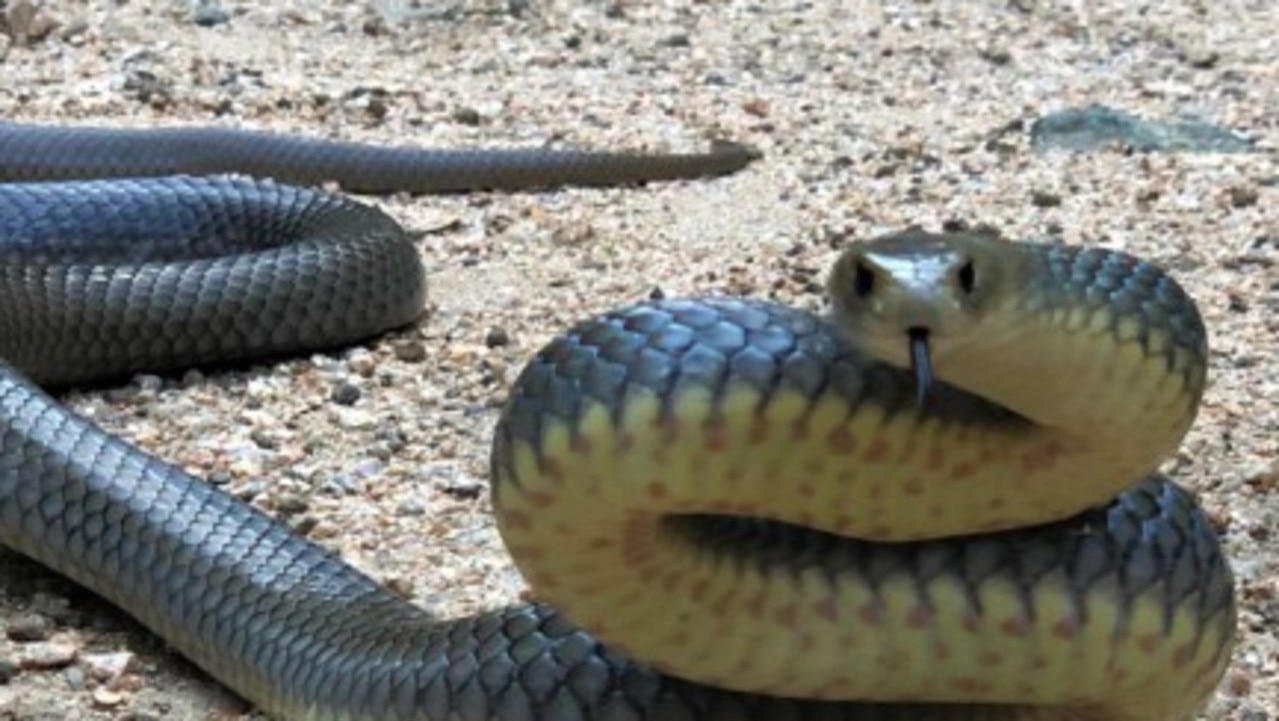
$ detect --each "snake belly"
[0,124,1237,721]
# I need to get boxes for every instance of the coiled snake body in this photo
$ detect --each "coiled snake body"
[0,123,1237,720]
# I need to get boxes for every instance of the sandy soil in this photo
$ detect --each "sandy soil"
[0,1,1275,719]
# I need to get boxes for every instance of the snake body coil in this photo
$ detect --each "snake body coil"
[0,123,1236,721]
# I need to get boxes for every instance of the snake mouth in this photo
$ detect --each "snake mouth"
[907,327,933,408]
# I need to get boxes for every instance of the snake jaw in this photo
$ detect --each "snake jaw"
[908,327,933,409]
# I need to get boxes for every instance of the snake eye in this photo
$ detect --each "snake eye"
[957,260,976,294]
[853,261,876,298]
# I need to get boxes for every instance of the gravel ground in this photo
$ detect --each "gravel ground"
[0,1,1275,719]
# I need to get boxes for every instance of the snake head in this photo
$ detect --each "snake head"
[827,225,1013,405]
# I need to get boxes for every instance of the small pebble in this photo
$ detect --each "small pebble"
[396,500,426,516]
[330,382,362,406]
[63,664,86,690]
[336,408,377,430]
[349,458,385,479]
[80,651,133,683]
[17,640,78,670]
[384,577,414,599]
[451,107,482,126]
[235,480,265,501]
[393,341,428,363]
[250,428,279,450]
[92,687,128,708]
[347,352,377,377]
[6,613,52,642]
[484,327,511,348]
[979,45,1012,65]
[1181,45,1220,69]
[273,494,310,516]
[1030,189,1063,208]
[1230,185,1260,208]
[292,516,320,536]
[441,480,484,501]
[3,0,59,42]
[322,474,360,495]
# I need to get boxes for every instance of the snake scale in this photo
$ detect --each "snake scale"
[0,122,1237,721]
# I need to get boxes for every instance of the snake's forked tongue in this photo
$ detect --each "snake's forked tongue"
[908,328,933,409]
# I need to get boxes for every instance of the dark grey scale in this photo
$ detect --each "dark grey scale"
[1036,243,1207,395]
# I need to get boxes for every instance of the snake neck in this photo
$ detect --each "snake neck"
[934,305,1201,460]
[933,242,1206,476]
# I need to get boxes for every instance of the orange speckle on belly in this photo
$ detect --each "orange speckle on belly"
[689,579,710,602]
[1000,617,1028,637]
[570,434,593,455]
[501,509,532,530]
[773,604,799,629]
[537,458,564,482]
[951,677,993,695]
[1172,643,1193,669]
[711,591,736,617]
[826,426,857,454]
[1020,441,1063,473]
[525,490,557,508]
[749,417,771,445]
[858,602,884,626]
[907,605,934,628]
[862,438,889,463]
[790,416,811,440]
[813,598,838,623]
[1053,617,1080,640]
[926,447,945,470]
[978,650,1003,666]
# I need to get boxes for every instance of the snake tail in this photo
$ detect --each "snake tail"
[0,122,761,194]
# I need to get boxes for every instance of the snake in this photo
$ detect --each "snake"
[0,122,1237,721]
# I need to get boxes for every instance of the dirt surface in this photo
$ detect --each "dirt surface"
[0,1,1275,719]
